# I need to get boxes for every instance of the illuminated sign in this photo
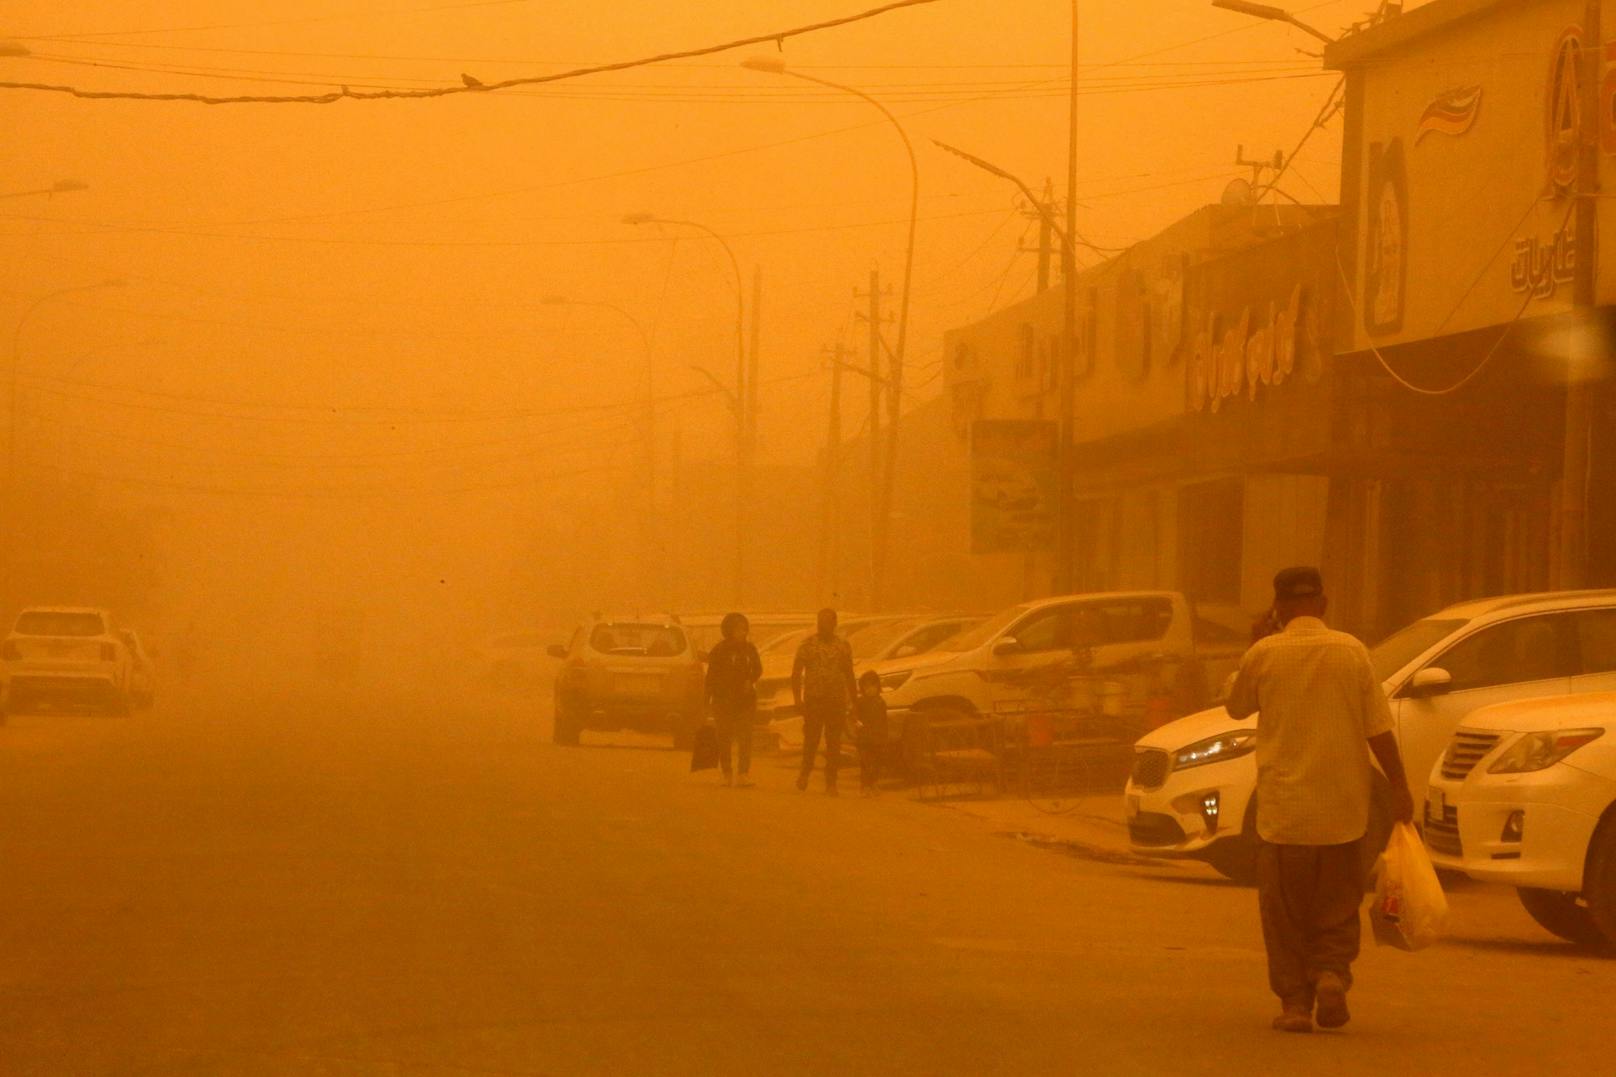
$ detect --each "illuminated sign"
[1362,138,1408,336]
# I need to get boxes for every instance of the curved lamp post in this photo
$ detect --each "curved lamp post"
[741,56,918,607]
[622,213,748,604]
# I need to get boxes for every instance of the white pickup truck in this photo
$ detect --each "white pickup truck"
[1,606,134,716]
[870,591,1247,740]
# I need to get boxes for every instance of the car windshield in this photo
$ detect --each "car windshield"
[850,619,924,661]
[760,628,811,657]
[14,611,105,637]
[935,604,1030,653]
[589,623,686,657]
[1369,618,1466,681]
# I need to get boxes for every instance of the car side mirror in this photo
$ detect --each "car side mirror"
[546,644,568,660]
[1405,667,1453,699]
[991,637,1021,657]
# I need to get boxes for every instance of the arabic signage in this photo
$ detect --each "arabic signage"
[1189,284,1314,412]
[970,420,1056,553]
[1332,1,1588,352]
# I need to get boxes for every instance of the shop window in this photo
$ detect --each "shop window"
[1178,479,1243,605]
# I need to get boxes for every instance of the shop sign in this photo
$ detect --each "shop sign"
[1510,225,1576,298]
[1546,26,1582,191]
[970,420,1057,553]
[1416,85,1482,143]
[1188,283,1308,413]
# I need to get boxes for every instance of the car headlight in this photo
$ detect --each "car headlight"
[880,670,912,691]
[1488,728,1603,774]
[1173,731,1257,771]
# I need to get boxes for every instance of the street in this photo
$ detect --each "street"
[0,691,1610,1076]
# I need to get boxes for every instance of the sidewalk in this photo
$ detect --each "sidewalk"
[924,788,1215,875]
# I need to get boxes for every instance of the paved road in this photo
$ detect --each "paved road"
[1,689,1612,1075]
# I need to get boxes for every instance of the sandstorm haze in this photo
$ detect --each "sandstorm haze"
[1,0,1347,669]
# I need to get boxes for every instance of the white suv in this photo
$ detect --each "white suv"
[1126,590,1616,882]
[1424,691,1616,947]
[1,606,133,715]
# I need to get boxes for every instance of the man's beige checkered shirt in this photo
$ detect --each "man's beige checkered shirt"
[1225,616,1394,845]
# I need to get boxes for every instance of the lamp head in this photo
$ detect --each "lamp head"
[621,212,658,226]
[740,56,787,75]
[1211,0,1291,20]
[51,179,89,193]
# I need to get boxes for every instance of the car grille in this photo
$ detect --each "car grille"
[1131,748,1170,791]
[1424,804,1462,858]
[1441,730,1501,781]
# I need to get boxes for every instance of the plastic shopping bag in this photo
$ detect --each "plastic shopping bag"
[1370,821,1449,951]
[689,724,720,772]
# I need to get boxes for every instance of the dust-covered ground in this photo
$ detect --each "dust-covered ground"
[0,685,1610,1075]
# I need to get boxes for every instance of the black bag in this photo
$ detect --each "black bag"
[690,723,720,772]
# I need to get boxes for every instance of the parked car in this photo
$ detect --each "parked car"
[1423,691,1616,948]
[118,629,157,709]
[869,591,1243,740]
[548,615,705,747]
[679,611,818,657]
[1,606,133,716]
[1126,589,1616,882]
[478,630,555,691]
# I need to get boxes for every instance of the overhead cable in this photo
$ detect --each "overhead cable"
[0,0,945,105]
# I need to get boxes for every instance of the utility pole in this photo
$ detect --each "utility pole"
[858,270,886,608]
[1024,179,1058,293]
[1561,0,1600,588]
[1055,1,1081,595]
[818,341,849,602]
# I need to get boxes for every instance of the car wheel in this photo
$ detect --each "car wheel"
[1206,836,1258,885]
[1584,815,1616,946]
[551,697,582,746]
[1518,887,1609,948]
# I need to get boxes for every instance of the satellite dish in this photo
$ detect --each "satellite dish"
[1221,177,1256,207]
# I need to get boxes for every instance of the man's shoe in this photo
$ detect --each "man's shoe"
[1271,1009,1313,1034]
[735,775,755,788]
[825,783,839,797]
[796,775,809,792]
[1314,973,1350,1029]
[721,772,733,787]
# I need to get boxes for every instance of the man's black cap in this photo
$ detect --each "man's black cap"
[1273,566,1324,600]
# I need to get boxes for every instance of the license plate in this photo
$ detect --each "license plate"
[1125,793,1141,819]
[612,674,660,696]
[1426,788,1446,821]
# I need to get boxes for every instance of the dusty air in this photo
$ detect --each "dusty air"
[2,0,1614,1072]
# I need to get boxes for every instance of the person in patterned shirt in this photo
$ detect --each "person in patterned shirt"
[791,607,858,794]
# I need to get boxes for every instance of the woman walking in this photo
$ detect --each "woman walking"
[705,612,763,787]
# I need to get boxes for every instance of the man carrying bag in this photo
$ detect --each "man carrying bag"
[1226,567,1415,1034]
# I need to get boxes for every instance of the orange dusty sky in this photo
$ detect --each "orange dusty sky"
[0,0,1367,619]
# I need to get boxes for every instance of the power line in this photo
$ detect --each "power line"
[0,0,946,105]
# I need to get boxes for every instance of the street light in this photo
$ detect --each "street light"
[740,56,919,608]
[1210,0,1335,44]
[541,295,659,595]
[621,213,748,604]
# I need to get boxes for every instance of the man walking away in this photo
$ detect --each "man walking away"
[705,613,762,788]
[792,608,858,795]
[1226,567,1414,1034]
